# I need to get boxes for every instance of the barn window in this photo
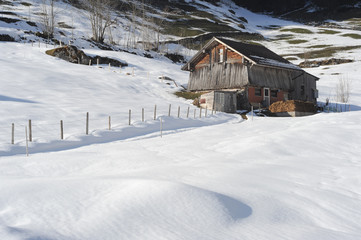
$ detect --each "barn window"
[301,85,305,95]
[271,90,278,98]
[255,88,262,96]
[219,49,224,63]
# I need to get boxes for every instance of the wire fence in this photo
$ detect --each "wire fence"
[0,103,218,155]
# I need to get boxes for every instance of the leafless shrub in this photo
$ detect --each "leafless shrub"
[40,0,56,38]
[82,0,117,43]
[336,77,351,103]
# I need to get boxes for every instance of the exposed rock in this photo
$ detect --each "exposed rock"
[26,21,37,27]
[269,100,316,113]
[238,16,248,23]
[299,58,353,68]
[237,23,245,29]
[164,53,186,63]
[45,45,128,67]
[0,16,20,24]
[0,34,15,42]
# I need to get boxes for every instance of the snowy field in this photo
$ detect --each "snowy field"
[1,1,361,239]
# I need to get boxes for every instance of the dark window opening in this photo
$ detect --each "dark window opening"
[255,88,262,96]
[264,88,269,97]
[301,85,305,95]
[271,90,278,98]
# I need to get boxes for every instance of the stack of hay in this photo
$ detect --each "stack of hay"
[269,100,316,113]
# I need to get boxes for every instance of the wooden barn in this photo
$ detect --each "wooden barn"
[181,37,319,113]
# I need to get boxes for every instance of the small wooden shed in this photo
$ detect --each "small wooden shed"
[182,37,319,112]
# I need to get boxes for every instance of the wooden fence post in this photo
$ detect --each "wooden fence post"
[108,116,111,130]
[154,105,157,120]
[11,123,14,144]
[97,58,99,68]
[199,108,202,118]
[168,104,171,117]
[187,106,190,118]
[160,117,163,138]
[251,106,254,121]
[178,106,180,118]
[129,109,131,125]
[89,59,92,66]
[25,126,29,157]
[142,108,144,122]
[28,119,32,142]
[194,109,196,119]
[60,120,64,139]
[205,108,207,117]
[86,112,89,135]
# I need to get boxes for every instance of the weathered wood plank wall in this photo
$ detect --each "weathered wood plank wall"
[247,65,293,89]
[291,72,317,103]
[188,63,248,91]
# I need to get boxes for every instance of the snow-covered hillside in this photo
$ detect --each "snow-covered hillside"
[1,1,361,240]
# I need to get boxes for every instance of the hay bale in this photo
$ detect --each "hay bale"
[269,100,316,113]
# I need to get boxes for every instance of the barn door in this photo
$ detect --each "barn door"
[263,88,270,107]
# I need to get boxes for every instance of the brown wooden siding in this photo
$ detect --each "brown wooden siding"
[227,49,243,63]
[195,54,210,69]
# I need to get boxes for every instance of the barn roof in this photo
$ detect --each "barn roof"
[182,37,304,72]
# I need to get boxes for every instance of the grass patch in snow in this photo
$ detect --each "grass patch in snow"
[287,39,308,44]
[0,0,13,6]
[271,34,294,41]
[193,11,218,21]
[259,25,281,30]
[163,18,235,37]
[307,44,331,49]
[20,2,32,6]
[283,45,361,59]
[280,28,313,34]
[318,29,340,34]
[58,22,74,29]
[346,18,361,27]
[175,91,202,100]
[341,33,361,39]
[285,57,298,61]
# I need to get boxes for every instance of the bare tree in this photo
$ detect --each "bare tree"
[336,77,351,103]
[82,0,116,43]
[41,0,56,38]
[125,0,140,49]
[153,6,170,52]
